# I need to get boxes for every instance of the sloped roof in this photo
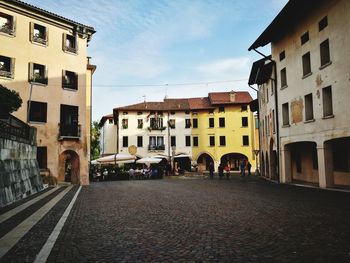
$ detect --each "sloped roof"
[98,114,113,127]
[248,0,328,50]
[163,98,190,110]
[188,97,214,110]
[208,91,252,105]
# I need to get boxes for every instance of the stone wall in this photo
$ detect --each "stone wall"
[0,127,43,207]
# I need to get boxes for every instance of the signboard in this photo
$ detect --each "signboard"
[128,145,137,155]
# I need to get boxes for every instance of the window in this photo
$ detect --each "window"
[192,118,198,128]
[243,136,249,146]
[150,117,163,130]
[123,111,128,115]
[280,68,287,88]
[209,118,214,128]
[209,136,215,146]
[122,119,128,129]
[301,31,309,45]
[28,101,47,123]
[320,39,330,67]
[266,87,269,103]
[219,106,225,112]
[319,16,328,31]
[282,103,289,126]
[193,136,198,147]
[219,117,225,128]
[62,70,78,90]
[241,105,248,112]
[185,136,191,147]
[37,146,47,169]
[171,136,176,147]
[0,12,15,36]
[29,62,48,85]
[219,136,226,146]
[185,119,191,128]
[209,109,214,115]
[149,136,164,150]
[60,105,79,138]
[137,136,143,147]
[63,33,77,54]
[242,117,248,127]
[302,52,311,76]
[108,119,113,124]
[170,111,175,115]
[122,136,128,147]
[137,111,143,115]
[168,119,175,129]
[322,86,333,117]
[30,23,48,45]
[279,50,285,61]
[185,110,190,114]
[305,93,314,121]
[137,119,143,129]
[0,55,15,79]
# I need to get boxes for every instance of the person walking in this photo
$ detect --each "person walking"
[218,163,224,179]
[225,164,230,180]
[209,162,214,179]
[240,160,246,178]
[247,161,252,176]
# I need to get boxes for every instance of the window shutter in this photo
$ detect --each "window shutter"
[62,70,66,87]
[12,16,16,36]
[45,26,49,45]
[62,33,67,51]
[30,22,34,42]
[28,62,33,82]
[10,57,15,79]
[44,66,48,85]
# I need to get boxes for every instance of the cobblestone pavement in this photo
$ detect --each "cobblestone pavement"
[45,176,350,263]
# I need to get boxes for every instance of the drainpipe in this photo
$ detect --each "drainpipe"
[252,48,280,183]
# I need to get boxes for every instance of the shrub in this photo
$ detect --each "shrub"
[0,84,22,116]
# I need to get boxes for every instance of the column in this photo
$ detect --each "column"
[281,147,291,183]
[317,144,333,188]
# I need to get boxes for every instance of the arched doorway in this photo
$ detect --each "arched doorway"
[197,153,214,172]
[270,138,278,180]
[59,150,80,184]
[220,153,248,171]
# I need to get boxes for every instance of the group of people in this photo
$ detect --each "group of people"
[128,167,159,180]
[208,160,252,179]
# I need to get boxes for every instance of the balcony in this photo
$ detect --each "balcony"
[147,126,166,131]
[148,144,165,151]
[58,123,81,140]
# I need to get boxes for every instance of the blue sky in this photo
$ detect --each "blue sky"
[24,0,288,121]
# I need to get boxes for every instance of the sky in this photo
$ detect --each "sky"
[24,0,288,121]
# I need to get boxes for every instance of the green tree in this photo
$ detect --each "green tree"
[91,121,101,160]
[0,84,22,117]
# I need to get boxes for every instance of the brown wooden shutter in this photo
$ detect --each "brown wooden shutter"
[28,62,33,82]
[10,57,15,79]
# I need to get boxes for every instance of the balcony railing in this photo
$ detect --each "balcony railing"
[30,76,48,85]
[64,45,77,54]
[62,82,77,90]
[148,144,165,151]
[58,123,81,140]
[147,126,166,131]
[33,35,47,45]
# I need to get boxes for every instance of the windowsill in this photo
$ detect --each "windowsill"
[302,72,312,79]
[63,49,78,56]
[241,126,248,128]
[0,75,14,80]
[322,114,334,119]
[282,124,290,128]
[319,61,332,70]
[31,40,48,47]
[304,119,315,123]
[29,81,47,86]
[63,87,78,92]
[280,85,288,90]
[29,121,46,125]
[242,145,249,147]
[0,31,15,38]
[219,127,225,128]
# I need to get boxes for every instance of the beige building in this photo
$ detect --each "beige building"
[249,0,350,188]
[0,1,96,185]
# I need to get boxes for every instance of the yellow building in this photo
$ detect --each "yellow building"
[190,91,257,172]
[0,1,96,184]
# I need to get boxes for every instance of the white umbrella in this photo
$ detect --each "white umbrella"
[96,153,136,164]
[90,160,99,165]
[136,157,162,166]
[174,154,192,159]
[153,154,170,160]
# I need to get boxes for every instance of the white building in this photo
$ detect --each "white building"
[99,114,117,156]
[249,0,350,188]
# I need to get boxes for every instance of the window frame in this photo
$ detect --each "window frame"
[28,100,47,123]
[122,136,128,147]
[0,55,15,79]
[62,70,78,90]
[0,12,16,36]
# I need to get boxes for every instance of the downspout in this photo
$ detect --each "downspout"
[252,48,280,183]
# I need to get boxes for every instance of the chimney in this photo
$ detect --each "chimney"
[229,90,236,102]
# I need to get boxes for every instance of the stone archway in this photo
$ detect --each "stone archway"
[220,153,248,171]
[59,150,80,184]
[197,153,214,172]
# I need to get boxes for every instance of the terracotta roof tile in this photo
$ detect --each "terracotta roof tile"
[188,97,213,110]
[208,91,252,104]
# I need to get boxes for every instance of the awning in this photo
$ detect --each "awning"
[96,153,136,164]
[248,57,273,86]
[174,154,192,159]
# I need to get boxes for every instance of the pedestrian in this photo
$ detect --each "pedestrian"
[225,164,230,180]
[240,160,246,178]
[218,163,224,179]
[209,162,214,179]
[247,161,252,176]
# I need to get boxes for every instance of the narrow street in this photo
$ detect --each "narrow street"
[1,176,349,262]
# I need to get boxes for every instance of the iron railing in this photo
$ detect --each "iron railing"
[58,123,81,140]
[148,144,165,151]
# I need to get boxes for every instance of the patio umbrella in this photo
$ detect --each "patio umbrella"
[136,157,162,167]
[96,153,136,164]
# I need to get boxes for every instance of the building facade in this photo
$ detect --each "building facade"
[0,0,96,185]
[249,0,350,188]
[101,91,257,172]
